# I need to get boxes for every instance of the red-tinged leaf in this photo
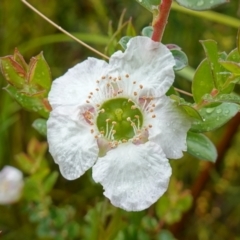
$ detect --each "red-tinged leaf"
[0,56,26,88]
[4,85,50,118]
[13,48,28,72]
[28,52,52,96]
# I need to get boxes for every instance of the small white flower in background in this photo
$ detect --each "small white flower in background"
[0,166,24,205]
[47,36,191,211]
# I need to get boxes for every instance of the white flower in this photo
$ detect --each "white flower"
[47,36,191,211]
[0,166,24,204]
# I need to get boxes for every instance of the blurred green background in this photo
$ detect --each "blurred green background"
[1,0,240,239]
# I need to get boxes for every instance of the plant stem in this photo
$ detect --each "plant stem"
[151,0,172,42]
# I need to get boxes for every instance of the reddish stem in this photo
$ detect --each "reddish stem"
[151,0,172,42]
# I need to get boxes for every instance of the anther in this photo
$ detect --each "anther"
[109,76,112,80]
[134,92,137,96]
[125,74,129,78]
[101,76,106,79]
[135,115,139,119]
[86,100,90,103]
[90,92,93,95]
[118,76,121,80]
[131,105,137,109]
[91,129,94,133]
[139,85,143,89]
[152,114,156,118]
[96,88,99,91]
[133,81,136,84]
[148,124,152,128]
[96,80,100,83]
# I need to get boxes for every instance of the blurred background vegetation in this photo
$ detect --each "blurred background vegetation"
[1,0,240,239]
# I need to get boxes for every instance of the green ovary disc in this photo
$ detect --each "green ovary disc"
[96,98,143,141]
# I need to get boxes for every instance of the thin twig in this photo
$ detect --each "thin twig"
[20,0,109,60]
[174,87,193,97]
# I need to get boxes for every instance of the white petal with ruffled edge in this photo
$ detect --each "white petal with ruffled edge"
[48,58,108,109]
[92,141,171,211]
[47,106,99,180]
[148,95,191,159]
[108,36,175,97]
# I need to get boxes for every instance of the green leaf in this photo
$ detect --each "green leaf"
[180,104,202,120]
[157,230,176,240]
[15,152,36,174]
[175,0,229,11]
[227,48,240,62]
[200,40,220,87]
[203,93,240,104]
[28,52,52,96]
[135,0,160,13]
[191,103,239,132]
[170,49,188,71]
[187,131,217,162]
[170,95,202,120]
[4,85,50,118]
[0,55,26,88]
[119,36,131,50]
[43,171,59,194]
[192,59,215,103]
[141,26,153,38]
[32,118,47,136]
[219,61,240,75]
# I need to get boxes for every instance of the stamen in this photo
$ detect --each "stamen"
[125,74,129,78]
[134,92,138,96]
[139,85,143,89]
[152,114,156,118]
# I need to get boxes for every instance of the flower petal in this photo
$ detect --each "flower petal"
[148,96,191,159]
[47,106,99,180]
[0,166,24,205]
[109,36,175,97]
[48,58,108,109]
[92,142,171,211]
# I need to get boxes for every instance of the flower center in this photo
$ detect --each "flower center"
[96,98,143,141]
